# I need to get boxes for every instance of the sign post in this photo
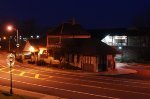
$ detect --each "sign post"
[6,53,15,95]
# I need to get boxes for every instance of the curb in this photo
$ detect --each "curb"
[99,68,137,76]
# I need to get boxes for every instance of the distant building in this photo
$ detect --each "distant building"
[90,28,150,62]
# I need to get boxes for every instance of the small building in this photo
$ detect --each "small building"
[22,39,47,63]
[55,39,119,72]
[47,19,119,72]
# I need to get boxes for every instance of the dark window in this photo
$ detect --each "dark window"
[72,54,74,63]
[77,55,80,63]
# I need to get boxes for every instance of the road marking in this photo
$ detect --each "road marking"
[0,76,120,99]
[0,64,5,67]
[0,67,9,70]
[10,64,146,85]
[0,66,149,91]
[0,67,6,71]
[11,64,150,85]
[1,76,150,98]
[8,70,148,97]
[35,74,39,79]
[0,70,46,80]
[2,63,149,89]
[7,69,15,73]
[3,68,148,97]
[19,72,25,76]
[7,66,150,89]
[45,75,150,89]
[10,69,52,79]
[40,78,150,96]
[48,76,53,78]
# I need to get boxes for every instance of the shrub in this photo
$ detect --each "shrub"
[28,61,35,64]
[61,63,81,70]
[16,58,23,63]
[37,60,47,66]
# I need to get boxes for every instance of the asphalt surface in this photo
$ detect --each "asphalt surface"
[0,52,150,99]
[113,63,150,81]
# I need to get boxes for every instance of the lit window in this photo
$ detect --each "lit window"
[29,46,34,52]
[102,35,127,46]
[3,36,6,40]
[118,46,122,50]
[23,38,27,41]
[36,35,40,39]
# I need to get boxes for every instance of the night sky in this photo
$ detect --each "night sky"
[0,0,150,29]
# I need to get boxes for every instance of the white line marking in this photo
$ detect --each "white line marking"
[48,76,53,78]
[12,64,150,85]
[35,74,39,79]
[1,70,150,97]
[42,77,150,96]
[49,75,150,89]
[19,72,25,76]
[9,64,150,89]
[7,69,15,73]
[0,76,120,99]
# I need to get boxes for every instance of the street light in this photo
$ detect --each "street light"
[7,25,19,48]
[6,53,15,95]
[7,25,20,58]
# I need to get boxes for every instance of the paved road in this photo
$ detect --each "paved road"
[114,63,150,81]
[0,52,150,99]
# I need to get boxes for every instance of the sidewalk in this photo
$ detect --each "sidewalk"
[0,85,61,99]
[98,63,137,76]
